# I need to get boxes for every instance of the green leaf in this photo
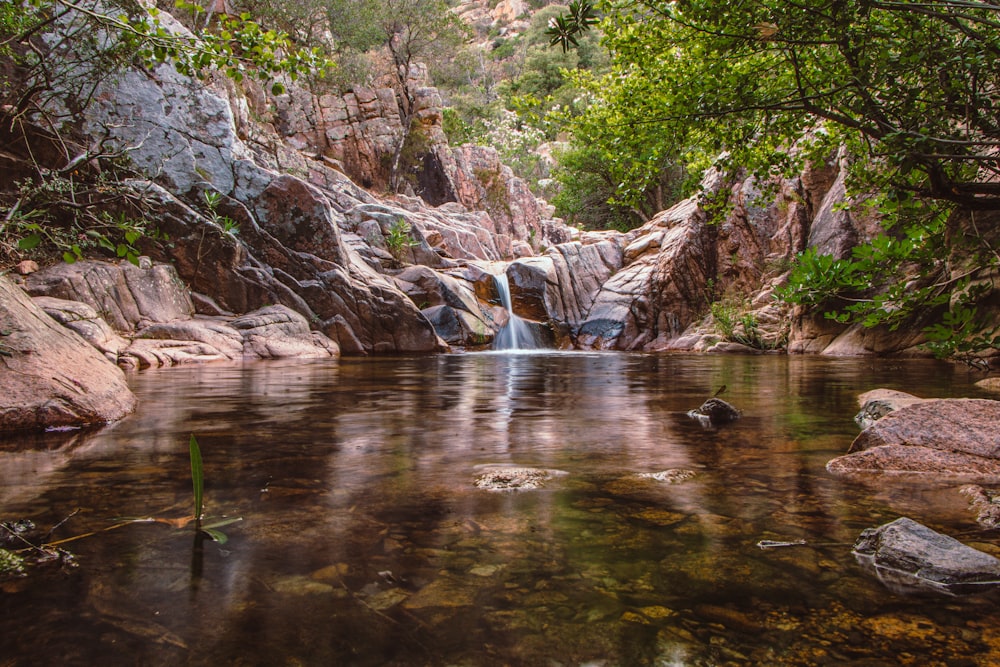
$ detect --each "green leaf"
[200,527,229,544]
[189,435,204,522]
[17,233,41,250]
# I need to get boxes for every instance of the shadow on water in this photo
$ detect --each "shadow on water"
[2,354,999,665]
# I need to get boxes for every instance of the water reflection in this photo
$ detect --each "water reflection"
[1,354,998,665]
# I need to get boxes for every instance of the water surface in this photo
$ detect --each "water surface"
[2,353,998,665]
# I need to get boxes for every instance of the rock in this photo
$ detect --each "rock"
[637,469,697,483]
[0,276,137,431]
[828,397,1000,480]
[126,306,337,367]
[473,466,566,491]
[854,389,925,429]
[827,445,1000,480]
[848,399,1000,459]
[960,485,1000,529]
[14,261,38,276]
[976,377,1000,394]
[687,398,742,425]
[232,305,339,359]
[853,517,1000,595]
[25,260,194,333]
[33,296,130,361]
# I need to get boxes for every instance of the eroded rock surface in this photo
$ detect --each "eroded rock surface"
[26,261,339,367]
[0,276,136,431]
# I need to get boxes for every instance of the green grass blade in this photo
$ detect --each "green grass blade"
[189,435,204,522]
[200,528,229,545]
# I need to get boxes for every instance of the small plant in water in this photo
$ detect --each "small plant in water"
[189,435,240,543]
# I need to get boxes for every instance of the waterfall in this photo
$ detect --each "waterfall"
[493,273,540,351]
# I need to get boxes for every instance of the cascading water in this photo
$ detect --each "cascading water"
[493,273,540,351]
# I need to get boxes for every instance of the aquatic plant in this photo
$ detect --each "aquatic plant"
[189,435,240,544]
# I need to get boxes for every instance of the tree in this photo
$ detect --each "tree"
[562,0,1000,210]
[550,0,1000,357]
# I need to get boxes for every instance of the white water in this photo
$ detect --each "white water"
[493,272,541,351]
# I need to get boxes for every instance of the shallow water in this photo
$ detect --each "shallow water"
[2,353,999,665]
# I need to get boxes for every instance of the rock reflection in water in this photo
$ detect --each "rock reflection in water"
[1,354,1000,665]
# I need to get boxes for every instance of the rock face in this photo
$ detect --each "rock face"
[853,517,1000,595]
[25,260,339,367]
[828,397,1000,480]
[0,276,136,431]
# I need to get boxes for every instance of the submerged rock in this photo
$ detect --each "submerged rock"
[687,398,742,426]
[637,469,697,484]
[960,485,1000,529]
[474,466,565,491]
[853,517,1000,595]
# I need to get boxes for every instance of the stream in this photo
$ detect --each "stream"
[1,353,999,665]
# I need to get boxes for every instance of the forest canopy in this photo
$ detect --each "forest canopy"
[559,0,1000,211]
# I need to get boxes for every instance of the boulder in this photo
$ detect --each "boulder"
[854,389,925,429]
[827,444,1000,480]
[848,398,1000,459]
[33,296,130,361]
[392,265,497,347]
[828,398,1000,480]
[687,398,742,426]
[0,277,136,431]
[853,517,1000,595]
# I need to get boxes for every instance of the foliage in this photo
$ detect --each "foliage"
[1,0,327,121]
[558,0,1000,209]
[545,0,599,52]
[481,109,549,183]
[549,0,1000,355]
[188,435,239,543]
[2,173,152,266]
[710,300,785,351]
[202,191,239,236]
[550,133,686,229]
[923,304,1000,368]
[0,0,327,269]
[776,198,955,329]
[384,218,418,258]
[550,143,635,230]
